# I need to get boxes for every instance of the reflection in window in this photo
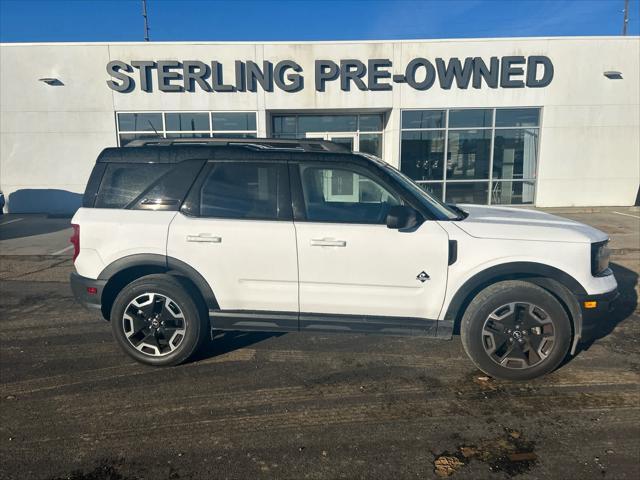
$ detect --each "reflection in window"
[400,131,445,181]
[449,109,493,128]
[95,163,171,208]
[496,108,540,127]
[447,129,491,180]
[211,132,257,139]
[211,112,256,131]
[298,115,358,133]
[401,110,445,129]
[445,182,489,204]
[491,181,535,205]
[118,133,163,146]
[359,133,383,157]
[299,165,400,223]
[117,113,163,132]
[199,163,285,220]
[166,133,211,139]
[420,182,443,201]
[493,129,538,180]
[165,113,209,131]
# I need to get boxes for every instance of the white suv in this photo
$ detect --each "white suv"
[70,138,618,380]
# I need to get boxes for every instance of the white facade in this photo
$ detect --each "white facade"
[1,36,639,213]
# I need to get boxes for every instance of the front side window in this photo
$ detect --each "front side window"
[195,162,290,220]
[299,164,401,224]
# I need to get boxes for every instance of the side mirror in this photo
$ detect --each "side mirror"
[386,205,419,230]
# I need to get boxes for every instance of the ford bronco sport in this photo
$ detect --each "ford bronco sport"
[70,138,618,380]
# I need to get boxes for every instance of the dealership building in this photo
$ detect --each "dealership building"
[0,36,638,213]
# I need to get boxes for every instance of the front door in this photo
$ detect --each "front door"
[167,160,298,324]
[292,161,450,331]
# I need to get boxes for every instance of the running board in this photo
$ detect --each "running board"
[209,310,443,337]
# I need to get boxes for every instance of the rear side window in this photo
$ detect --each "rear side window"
[183,162,291,220]
[128,160,205,210]
[94,160,204,210]
[95,163,172,208]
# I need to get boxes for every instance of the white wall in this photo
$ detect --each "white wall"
[1,37,638,212]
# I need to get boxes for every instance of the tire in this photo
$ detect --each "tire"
[460,280,571,381]
[110,274,208,366]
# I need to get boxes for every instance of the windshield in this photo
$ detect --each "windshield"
[358,154,461,220]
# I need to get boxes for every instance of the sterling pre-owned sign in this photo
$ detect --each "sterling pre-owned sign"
[106,56,554,93]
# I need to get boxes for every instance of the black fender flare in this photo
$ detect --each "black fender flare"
[98,254,218,312]
[439,261,586,352]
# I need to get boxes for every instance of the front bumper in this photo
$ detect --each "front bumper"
[577,288,620,337]
[70,271,106,315]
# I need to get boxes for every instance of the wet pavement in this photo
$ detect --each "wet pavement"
[0,208,638,479]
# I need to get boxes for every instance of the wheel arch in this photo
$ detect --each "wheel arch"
[98,254,218,321]
[440,262,585,354]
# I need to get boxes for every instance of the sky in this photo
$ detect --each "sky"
[0,0,638,43]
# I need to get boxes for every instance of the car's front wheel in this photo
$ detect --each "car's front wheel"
[460,280,571,381]
[110,274,208,366]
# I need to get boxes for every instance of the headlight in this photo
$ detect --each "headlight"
[591,241,611,277]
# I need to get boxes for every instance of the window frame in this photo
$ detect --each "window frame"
[399,107,542,206]
[289,160,407,225]
[181,159,293,222]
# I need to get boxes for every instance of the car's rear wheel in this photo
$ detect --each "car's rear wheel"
[110,274,207,366]
[460,280,571,381]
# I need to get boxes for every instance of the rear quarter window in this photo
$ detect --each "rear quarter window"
[94,163,172,208]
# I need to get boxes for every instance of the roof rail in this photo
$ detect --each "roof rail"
[123,137,349,153]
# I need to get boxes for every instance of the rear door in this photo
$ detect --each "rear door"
[291,160,450,329]
[167,160,299,325]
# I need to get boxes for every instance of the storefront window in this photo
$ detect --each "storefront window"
[449,109,493,128]
[359,114,384,132]
[491,180,536,205]
[493,128,539,180]
[401,110,445,129]
[446,129,492,180]
[495,108,540,127]
[117,113,163,132]
[420,182,443,200]
[272,113,385,158]
[445,182,490,204]
[165,113,209,131]
[400,108,540,205]
[359,133,383,158]
[211,112,256,131]
[116,111,258,146]
[400,130,445,181]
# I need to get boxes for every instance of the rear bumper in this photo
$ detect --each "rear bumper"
[577,288,620,336]
[70,271,106,316]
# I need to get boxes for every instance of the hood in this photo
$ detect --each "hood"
[453,205,609,243]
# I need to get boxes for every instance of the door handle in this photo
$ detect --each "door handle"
[310,238,347,247]
[186,234,222,243]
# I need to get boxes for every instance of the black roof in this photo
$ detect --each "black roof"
[97,137,360,164]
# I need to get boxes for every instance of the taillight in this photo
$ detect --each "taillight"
[70,224,80,262]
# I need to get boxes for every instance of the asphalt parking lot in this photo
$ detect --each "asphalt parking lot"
[0,208,639,479]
